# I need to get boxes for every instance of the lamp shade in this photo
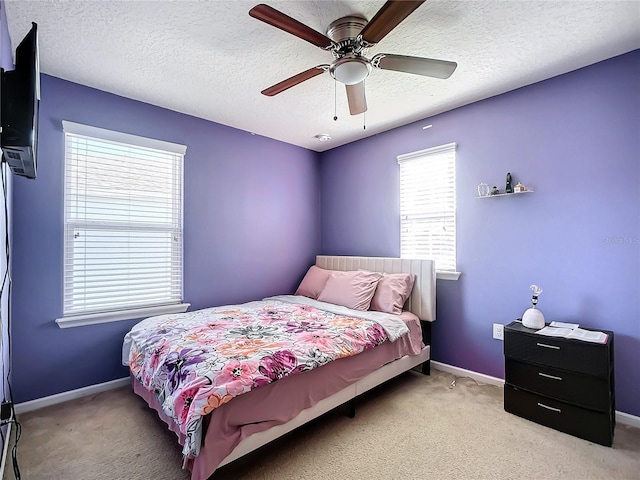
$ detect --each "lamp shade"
[522,307,545,329]
[330,57,371,85]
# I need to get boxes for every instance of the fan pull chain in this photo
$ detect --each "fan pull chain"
[363,111,366,130]
[333,80,338,121]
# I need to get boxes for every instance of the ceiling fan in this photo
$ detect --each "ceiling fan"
[249,1,457,116]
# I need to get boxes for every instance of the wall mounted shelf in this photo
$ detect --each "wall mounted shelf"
[477,190,534,199]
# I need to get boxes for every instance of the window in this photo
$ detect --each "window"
[398,142,459,279]
[57,121,189,328]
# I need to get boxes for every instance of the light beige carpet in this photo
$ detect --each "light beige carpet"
[4,370,639,480]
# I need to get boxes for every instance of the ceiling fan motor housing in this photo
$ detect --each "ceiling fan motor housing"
[326,15,368,44]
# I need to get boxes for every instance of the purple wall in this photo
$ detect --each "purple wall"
[11,75,321,403]
[320,51,640,416]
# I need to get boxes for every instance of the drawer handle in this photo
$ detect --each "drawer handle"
[536,342,560,350]
[538,372,563,381]
[537,402,561,413]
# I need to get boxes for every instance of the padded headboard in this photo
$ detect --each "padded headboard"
[316,256,436,322]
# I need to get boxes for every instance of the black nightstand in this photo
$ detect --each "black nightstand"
[503,321,615,446]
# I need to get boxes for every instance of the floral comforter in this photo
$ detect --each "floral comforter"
[125,296,406,458]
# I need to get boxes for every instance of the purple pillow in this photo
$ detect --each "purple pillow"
[370,273,415,315]
[295,265,331,299]
[317,270,382,311]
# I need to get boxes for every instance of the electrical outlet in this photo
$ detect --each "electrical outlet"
[493,323,504,341]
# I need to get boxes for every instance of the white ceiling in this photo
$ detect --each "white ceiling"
[5,1,640,152]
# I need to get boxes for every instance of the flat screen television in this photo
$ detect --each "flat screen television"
[1,22,39,179]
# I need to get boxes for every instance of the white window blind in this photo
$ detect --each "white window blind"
[62,121,186,317]
[398,142,457,272]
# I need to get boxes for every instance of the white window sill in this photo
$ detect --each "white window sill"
[437,271,461,280]
[55,303,191,329]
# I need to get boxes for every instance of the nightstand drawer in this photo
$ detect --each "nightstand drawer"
[504,329,610,377]
[505,359,610,411]
[504,385,613,446]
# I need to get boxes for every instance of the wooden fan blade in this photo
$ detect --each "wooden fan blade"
[361,0,425,44]
[360,1,425,45]
[261,66,327,96]
[373,53,457,79]
[346,82,367,115]
[249,4,333,49]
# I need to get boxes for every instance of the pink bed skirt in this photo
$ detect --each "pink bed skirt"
[131,313,424,480]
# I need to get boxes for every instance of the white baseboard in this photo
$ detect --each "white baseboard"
[616,410,640,429]
[431,360,505,387]
[431,361,640,429]
[0,421,12,479]
[14,377,130,415]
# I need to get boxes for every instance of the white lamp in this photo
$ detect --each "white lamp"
[522,284,545,329]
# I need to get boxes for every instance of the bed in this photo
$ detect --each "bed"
[122,255,436,480]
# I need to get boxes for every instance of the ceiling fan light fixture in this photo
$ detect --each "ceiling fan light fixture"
[314,134,331,141]
[330,57,371,85]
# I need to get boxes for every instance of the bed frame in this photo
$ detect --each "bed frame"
[216,255,436,468]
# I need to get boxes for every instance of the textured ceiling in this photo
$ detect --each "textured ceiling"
[4,1,640,152]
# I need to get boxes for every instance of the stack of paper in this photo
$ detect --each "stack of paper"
[535,321,608,344]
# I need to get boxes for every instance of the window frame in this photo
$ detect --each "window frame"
[55,121,190,328]
[397,142,461,280]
